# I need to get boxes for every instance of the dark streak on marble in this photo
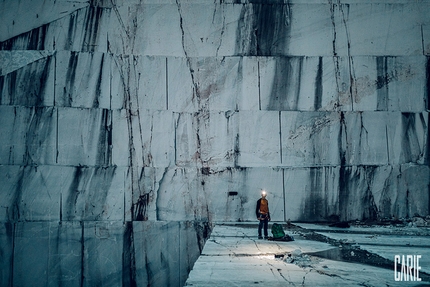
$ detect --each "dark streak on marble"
[0,24,48,51]
[426,56,430,111]
[155,167,169,221]
[268,57,303,110]
[122,222,137,287]
[93,53,104,108]
[97,109,112,166]
[302,167,324,221]
[236,3,291,56]
[64,52,79,107]
[64,167,117,220]
[314,57,323,111]
[9,167,25,221]
[66,166,85,220]
[82,6,104,52]
[194,221,212,253]
[25,107,55,165]
[341,166,382,221]
[0,56,52,107]
[400,113,421,164]
[376,56,390,111]
[255,4,291,56]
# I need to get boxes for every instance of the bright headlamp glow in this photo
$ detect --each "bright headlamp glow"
[261,190,267,196]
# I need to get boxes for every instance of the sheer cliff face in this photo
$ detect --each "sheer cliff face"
[2,0,428,223]
[0,0,429,285]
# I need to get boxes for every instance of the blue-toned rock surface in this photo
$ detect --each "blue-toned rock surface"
[0,0,429,286]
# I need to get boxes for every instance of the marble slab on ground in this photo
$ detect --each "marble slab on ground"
[186,224,429,286]
[206,224,334,255]
[186,255,423,287]
[295,223,430,274]
[294,223,430,235]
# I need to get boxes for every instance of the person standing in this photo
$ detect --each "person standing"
[256,190,270,239]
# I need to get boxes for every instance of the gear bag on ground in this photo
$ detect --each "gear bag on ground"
[271,223,286,239]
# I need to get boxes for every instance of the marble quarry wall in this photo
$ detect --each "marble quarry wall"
[0,0,429,286]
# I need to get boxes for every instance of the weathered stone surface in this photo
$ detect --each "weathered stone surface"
[0,106,57,165]
[284,164,430,221]
[0,220,207,287]
[55,51,111,108]
[0,0,429,286]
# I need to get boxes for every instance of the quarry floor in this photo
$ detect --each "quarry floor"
[185,222,430,286]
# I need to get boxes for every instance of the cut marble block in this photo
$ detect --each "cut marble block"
[398,164,430,217]
[110,55,167,111]
[172,112,236,167]
[0,4,110,52]
[155,167,204,221]
[197,111,239,167]
[1,2,428,57]
[342,112,428,166]
[57,107,112,166]
[2,220,207,287]
[342,111,391,165]
[111,109,134,167]
[178,221,211,282]
[338,164,430,221]
[127,167,163,221]
[366,164,430,219]
[51,5,110,53]
[168,57,260,112]
[133,221,181,286]
[175,112,199,166]
[284,167,340,221]
[108,3,184,56]
[83,221,124,286]
[202,167,285,222]
[112,109,175,168]
[0,50,51,76]
[0,51,55,106]
[0,165,61,221]
[0,106,57,165]
[176,4,243,57]
[390,112,429,165]
[167,57,196,112]
[140,110,176,167]
[153,166,284,222]
[348,56,427,112]
[0,0,87,42]
[52,222,86,287]
[55,51,111,108]
[12,222,82,287]
[220,3,332,56]
[321,56,352,111]
[132,221,208,286]
[0,223,13,286]
[284,165,430,221]
[259,57,319,111]
[189,57,259,111]
[258,56,427,112]
[0,165,127,222]
[176,111,280,167]
[62,166,126,221]
[237,110,281,167]
[345,4,423,56]
[281,111,340,167]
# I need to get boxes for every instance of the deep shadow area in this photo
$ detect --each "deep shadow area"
[289,223,430,283]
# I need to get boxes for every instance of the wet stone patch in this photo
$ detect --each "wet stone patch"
[186,223,430,286]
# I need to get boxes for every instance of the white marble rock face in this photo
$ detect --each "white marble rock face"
[0,0,428,223]
[0,0,429,286]
[0,220,207,287]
